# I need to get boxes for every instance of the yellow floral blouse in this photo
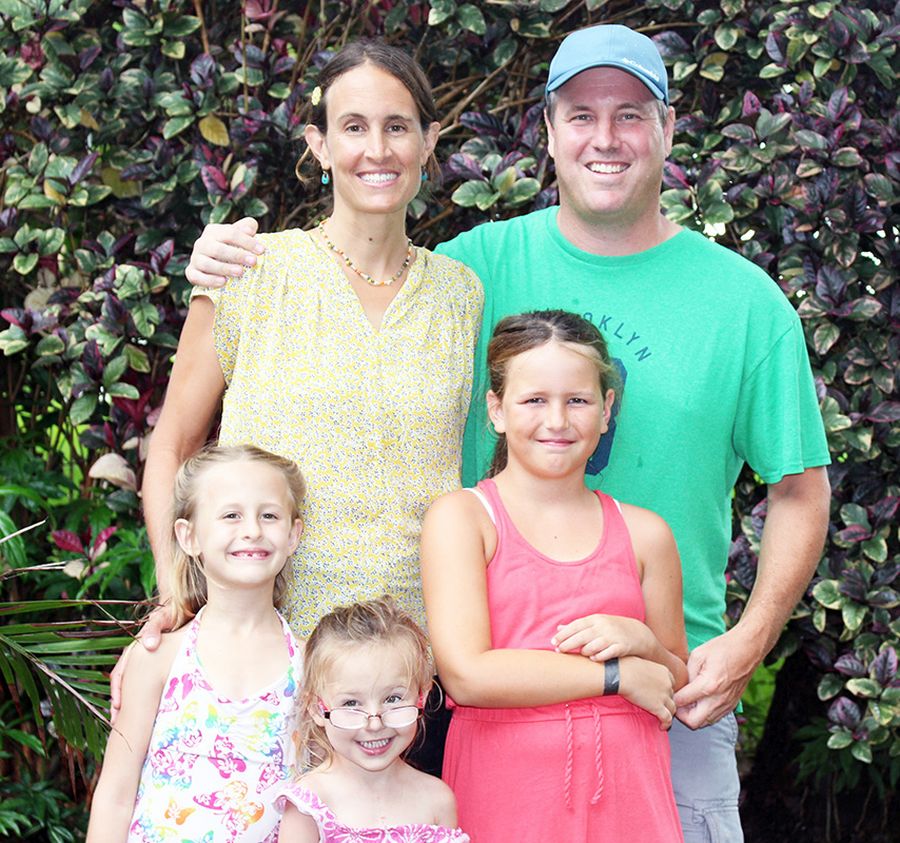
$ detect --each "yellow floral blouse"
[194,229,483,637]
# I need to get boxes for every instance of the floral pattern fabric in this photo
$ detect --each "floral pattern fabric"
[194,230,483,637]
[276,782,470,842]
[128,609,302,842]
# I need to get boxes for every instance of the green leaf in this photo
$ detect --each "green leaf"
[105,382,140,399]
[451,179,498,209]
[813,322,840,355]
[35,334,65,357]
[70,392,98,425]
[817,673,844,700]
[130,302,160,337]
[12,252,38,275]
[840,502,870,529]
[714,23,741,50]
[162,116,194,139]
[846,678,881,698]
[124,344,151,373]
[827,729,853,749]
[505,178,541,207]
[457,4,486,35]
[833,147,863,167]
[163,15,201,37]
[759,63,788,79]
[755,108,791,139]
[102,354,128,388]
[812,579,842,609]
[161,39,185,60]
[793,130,828,150]
[850,741,873,764]
[841,601,867,632]
[861,535,887,563]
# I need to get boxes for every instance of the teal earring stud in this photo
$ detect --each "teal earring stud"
[321,171,330,185]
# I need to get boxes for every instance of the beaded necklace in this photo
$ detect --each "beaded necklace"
[318,221,413,287]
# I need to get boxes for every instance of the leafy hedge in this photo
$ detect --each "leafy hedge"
[0,0,896,839]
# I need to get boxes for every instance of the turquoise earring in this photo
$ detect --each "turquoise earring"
[321,171,330,185]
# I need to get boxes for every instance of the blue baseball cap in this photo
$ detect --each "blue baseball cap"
[546,24,669,104]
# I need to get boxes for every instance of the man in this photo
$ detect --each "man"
[180,23,831,841]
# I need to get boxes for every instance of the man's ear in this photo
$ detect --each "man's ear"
[544,110,556,161]
[486,390,506,433]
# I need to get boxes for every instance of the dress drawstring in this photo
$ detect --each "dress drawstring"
[563,703,604,809]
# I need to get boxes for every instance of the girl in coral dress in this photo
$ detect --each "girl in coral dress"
[88,445,305,842]
[421,310,688,842]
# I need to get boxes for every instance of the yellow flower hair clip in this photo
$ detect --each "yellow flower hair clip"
[310,86,322,107]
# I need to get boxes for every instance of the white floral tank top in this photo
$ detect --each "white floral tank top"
[128,609,302,842]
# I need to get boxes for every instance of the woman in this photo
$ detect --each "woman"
[137,40,483,653]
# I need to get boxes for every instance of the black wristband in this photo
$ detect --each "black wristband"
[603,658,620,695]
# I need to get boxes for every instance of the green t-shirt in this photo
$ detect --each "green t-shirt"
[437,206,830,650]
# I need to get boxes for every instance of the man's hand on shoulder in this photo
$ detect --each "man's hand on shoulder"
[186,216,265,288]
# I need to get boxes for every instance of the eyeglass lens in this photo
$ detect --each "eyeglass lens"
[327,705,420,729]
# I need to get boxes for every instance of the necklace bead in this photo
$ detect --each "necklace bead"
[318,221,413,287]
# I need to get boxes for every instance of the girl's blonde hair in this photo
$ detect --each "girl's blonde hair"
[168,444,306,628]
[299,596,433,769]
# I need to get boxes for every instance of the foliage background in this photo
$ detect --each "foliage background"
[0,0,896,840]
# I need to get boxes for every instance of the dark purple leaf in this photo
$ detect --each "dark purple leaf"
[460,111,504,138]
[91,526,118,558]
[663,162,691,189]
[445,153,484,181]
[815,266,848,304]
[828,696,861,729]
[833,653,867,678]
[839,568,869,601]
[200,165,228,195]
[742,91,761,118]
[868,588,899,608]
[865,402,900,423]
[69,152,99,186]
[870,498,900,529]
[150,239,175,272]
[871,648,898,687]
[82,339,104,380]
[764,31,785,64]
[827,88,850,121]
[516,103,544,149]
[79,45,102,71]
[52,530,85,554]
[653,30,690,59]
[1,308,30,330]
[190,54,215,86]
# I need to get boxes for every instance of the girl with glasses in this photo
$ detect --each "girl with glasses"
[277,597,469,842]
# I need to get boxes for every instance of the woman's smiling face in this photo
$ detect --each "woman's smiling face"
[305,62,439,219]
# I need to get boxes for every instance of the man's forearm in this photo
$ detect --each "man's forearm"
[737,465,831,654]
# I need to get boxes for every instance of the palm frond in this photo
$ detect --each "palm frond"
[0,599,143,759]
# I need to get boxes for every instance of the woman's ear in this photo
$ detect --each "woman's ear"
[304,123,330,172]
[422,121,440,163]
[486,390,505,433]
[173,518,200,557]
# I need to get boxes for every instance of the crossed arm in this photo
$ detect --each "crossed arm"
[420,491,685,726]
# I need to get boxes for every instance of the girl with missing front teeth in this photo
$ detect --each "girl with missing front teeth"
[88,445,306,842]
